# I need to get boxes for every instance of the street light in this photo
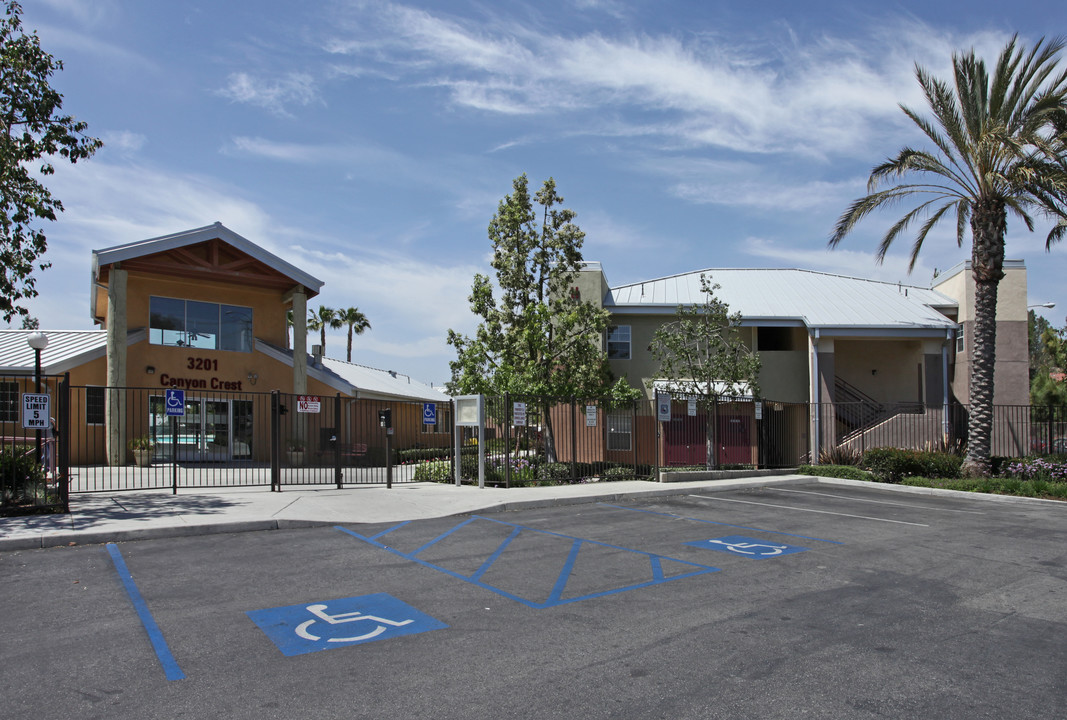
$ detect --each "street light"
[1028,302,1056,309]
[26,332,49,464]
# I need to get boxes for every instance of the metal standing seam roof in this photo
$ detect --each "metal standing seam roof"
[606,268,958,331]
[254,340,448,402]
[320,357,450,403]
[0,330,109,374]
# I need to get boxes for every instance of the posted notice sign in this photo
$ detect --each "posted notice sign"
[297,395,321,413]
[22,394,50,430]
[513,402,527,427]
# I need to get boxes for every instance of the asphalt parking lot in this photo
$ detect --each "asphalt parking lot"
[2,482,1065,719]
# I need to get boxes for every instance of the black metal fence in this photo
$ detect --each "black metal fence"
[49,385,455,495]
[1,373,69,515]
[3,373,1066,512]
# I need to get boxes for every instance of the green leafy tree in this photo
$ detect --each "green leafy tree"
[647,274,761,469]
[1028,309,1054,382]
[1031,317,1067,406]
[447,173,634,461]
[307,305,342,354]
[338,306,371,362]
[829,36,1067,476]
[1,1,101,322]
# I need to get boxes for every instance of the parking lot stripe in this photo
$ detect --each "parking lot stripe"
[335,521,719,609]
[412,517,478,556]
[471,526,522,582]
[599,503,844,545]
[769,487,985,514]
[689,495,930,526]
[105,544,185,682]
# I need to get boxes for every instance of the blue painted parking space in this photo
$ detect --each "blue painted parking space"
[246,593,447,656]
[599,502,844,545]
[684,535,808,559]
[337,516,721,609]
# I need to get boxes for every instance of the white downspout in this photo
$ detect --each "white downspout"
[943,329,952,438]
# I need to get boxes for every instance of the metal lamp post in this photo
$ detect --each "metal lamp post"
[26,332,49,464]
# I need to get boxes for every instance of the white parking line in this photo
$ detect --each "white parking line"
[769,487,985,514]
[689,495,930,527]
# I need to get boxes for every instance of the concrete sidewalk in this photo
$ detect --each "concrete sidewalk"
[4,474,1062,552]
[0,476,815,551]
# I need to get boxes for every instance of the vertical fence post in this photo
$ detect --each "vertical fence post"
[170,410,178,496]
[334,393,343,489]
[570,398,578,481]
[504,393,511,489]
[270,391,280,491]
[58,373,71,511]
[1048,405,1054,456]
[631,400,637,478]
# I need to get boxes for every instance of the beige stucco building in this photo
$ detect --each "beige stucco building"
[574,259,1030,463]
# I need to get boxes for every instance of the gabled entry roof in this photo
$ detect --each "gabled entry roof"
[91,222,324,322]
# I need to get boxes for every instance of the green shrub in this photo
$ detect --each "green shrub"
[860,447,962,483]
[0,448,47,507]
[819,445,862,466]
[900,475,1067,500]
[797,464,874,481]
[537,462,574,482]
[601,465,638,481]
[397,446,473,464]
[412,460,452,482]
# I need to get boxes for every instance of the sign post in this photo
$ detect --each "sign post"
[165,389,185,495]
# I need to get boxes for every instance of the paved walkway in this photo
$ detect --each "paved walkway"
[3,474,1062,551]
[1,476,818,550]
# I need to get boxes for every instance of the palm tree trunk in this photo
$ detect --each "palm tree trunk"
[347,326,353,362]
[962,201,1006,477]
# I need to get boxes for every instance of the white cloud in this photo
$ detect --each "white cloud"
[100,130,147,154]
[322,4,1019,159]
[218,72,319,116]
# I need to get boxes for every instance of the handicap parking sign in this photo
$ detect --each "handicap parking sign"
[164,389,185,417]
[685,535,808,559]
[246,593,447,657]
[422,402,436,425]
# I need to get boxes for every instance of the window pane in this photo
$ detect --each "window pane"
[186,301,219,350]
[607,325,631,360]
[85,387,106,424]
[0,382,17,422]
[607,411,631,451]
[150,297,186,347]
[220,305,253,352]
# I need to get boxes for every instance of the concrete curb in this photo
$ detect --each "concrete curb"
[811,476,1067,507]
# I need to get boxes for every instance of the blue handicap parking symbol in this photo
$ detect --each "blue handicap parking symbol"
[685,535,808,559]
[246,593,447,656]
[422,402,436,425]
[164,388,185,417]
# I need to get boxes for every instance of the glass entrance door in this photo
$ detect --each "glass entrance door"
[150,396,244,462]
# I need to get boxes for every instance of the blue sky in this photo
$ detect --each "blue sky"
[16,0,1067,385]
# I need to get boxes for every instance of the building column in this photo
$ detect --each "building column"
[290,287,308,395]
[810,332,835,460]
[106,267,128,466]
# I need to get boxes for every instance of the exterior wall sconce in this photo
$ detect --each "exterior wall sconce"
[145,366,155,374]
[247,372,259,386]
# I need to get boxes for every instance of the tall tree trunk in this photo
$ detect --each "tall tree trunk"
[704,397,719,470]
[962,200,1006,477]
[347,327,353,362]
[542,400,557,465]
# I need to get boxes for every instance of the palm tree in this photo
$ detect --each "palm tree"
[829,36,1067,476]
[337,307,371,362]
[307,305,342,354]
